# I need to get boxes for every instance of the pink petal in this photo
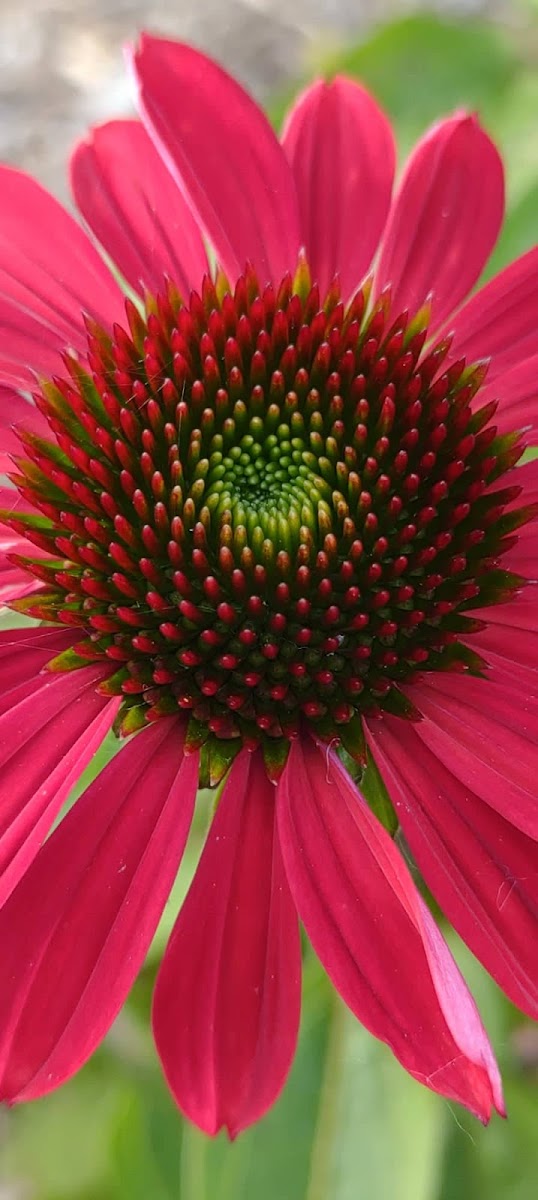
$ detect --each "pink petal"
[0,717,198,1101]
[470,589,538,632]
[376,115,504,332]
[501,526,538,583]
[71,119,209,298]
[404,670,538,839]
[281,77,395,300]
[0,167,125,387]
[130,36,301,287]
[0,552,42,603]
[153,748,301,1136]
[0,481,53,599]
[474,656,538,715]
[0,387,48,470]
[511,458,538,504]
[0,626,78,696]
[470,621,538,669]
[367,717,538,1018]
[277,736,503,1121]
[0,484,35,516]
[0,485,51,602]
[0,316,76,389]
[478,355,538,442]
[446,246,538,378]
[493,459,538,580]
[0,662,119,907]
[465,581,538,667]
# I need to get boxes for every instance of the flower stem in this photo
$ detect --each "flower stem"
[305,990,346,1200]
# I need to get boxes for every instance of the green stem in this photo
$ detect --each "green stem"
[305,991,346,1200]
[180,1125,207,1200]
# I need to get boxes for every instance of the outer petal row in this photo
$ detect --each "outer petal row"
[0,387,49,471]
[1,35,537,412]
[153,748,301,1137]
[130,38,507,334]
[403,671,538,840]
[277,737,504,1121]
[367,716,538,1021]
[376,114,504,331]
[0,717,198,1101]
[0,480,52,603]
[71,120,209,298]
[130,36,302,288]
[0,702,505,1131]
[446,246,538,377]
[281,76,395,299]
[0,168,125,387]
[479,356,538,442]
[0,637,119,907]
[0,38,533,1133]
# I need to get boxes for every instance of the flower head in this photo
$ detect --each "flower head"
[0,35,537,1136]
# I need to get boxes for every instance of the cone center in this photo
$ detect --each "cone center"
[204,429,328,550]
[5,265,531,758]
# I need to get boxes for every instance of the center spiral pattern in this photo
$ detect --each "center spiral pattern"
[4,262,531,778]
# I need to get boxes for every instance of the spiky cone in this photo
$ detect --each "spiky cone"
[1,35,538,1135]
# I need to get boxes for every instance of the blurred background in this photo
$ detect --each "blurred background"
[1,0,538,1196]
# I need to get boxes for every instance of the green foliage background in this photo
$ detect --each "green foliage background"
[1,6,538,1197]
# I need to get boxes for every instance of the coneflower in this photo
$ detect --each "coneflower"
[0,35,537,1137]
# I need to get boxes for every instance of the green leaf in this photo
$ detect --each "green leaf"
[272,15,519,146]
[109,1076,183,1200]
[435,928,538,1200]
[332,15,517,140]
[0,1065,128,1199]
[491,69,538,203]
[305,995,447,1200]
[438,1071,538,1200]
